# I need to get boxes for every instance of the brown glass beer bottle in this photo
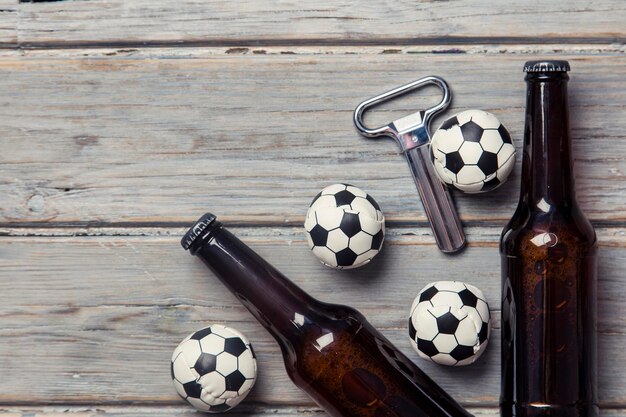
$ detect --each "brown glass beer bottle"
[500,61,598,417]
[182,213,473,417]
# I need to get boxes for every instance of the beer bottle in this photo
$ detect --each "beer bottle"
[500,61,598,417]
[182,213,473,417]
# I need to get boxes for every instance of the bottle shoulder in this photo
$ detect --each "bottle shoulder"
[501,202,596,256]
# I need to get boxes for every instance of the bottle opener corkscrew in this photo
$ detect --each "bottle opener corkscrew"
[353,76,466,253]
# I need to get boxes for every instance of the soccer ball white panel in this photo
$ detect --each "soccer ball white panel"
[305,184,385,269]
[431,353,458,367]
[468,109,501,129]
[350,197,378,219]
[171,324,257,413]
[475,298,490,323]
[455,316,480,347]
[237,350,256,379]
[433,281,465,292]
[497,143,516,168]
[455,110,473,125]
[208,324,234,338]
[179,340,202,367]
[309,195,338,212]
[172,353,196,383]
[497,143,516,181]
[430,292,464,310]
[433,334,457,354]
[349,231,374,255]
[216,352,238,375]
[461,181,486,193]
[408,281,492,366]
[199,372,226,397]
[304,212,317,232]
[199,334,225,355]
[312,246,337,267]
[459,141,483,165]
[321,183,347,196]
[464,308,484,331]
[431,146,446,164]
[226,395,245,408]
[480,130,505,153]
[432,126,464,154]
[221,389,239,399]
[456,165,486,186]
[412,310,439,341]
[315,207,344,231]
[326,229,349,253]
[359,212,383,236]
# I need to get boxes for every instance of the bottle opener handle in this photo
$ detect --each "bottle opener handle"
[353,76,466,253]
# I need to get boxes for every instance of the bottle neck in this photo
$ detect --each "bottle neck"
[190,223,316,344]
[520,73,576,210]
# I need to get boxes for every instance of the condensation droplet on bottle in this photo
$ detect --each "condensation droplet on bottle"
[534,261,546,275]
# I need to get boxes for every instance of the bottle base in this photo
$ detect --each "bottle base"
[500,402,599,417]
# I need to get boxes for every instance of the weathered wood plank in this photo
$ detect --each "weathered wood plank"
[0,228,624,405]
[14,0,626,46]
[2,405,624,417]
[0,0,17,46]
[0,51,624,225]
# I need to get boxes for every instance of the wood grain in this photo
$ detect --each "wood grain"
[13,0,626,47]
[0,0,16,46]
[0,228,624,405]
[1,50,624,226]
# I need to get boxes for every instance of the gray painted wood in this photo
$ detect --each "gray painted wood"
[0,0,16,46]
[0,229,624,406]
[13,0,626,46]
[1,50,624,226]
[2,2,625,414]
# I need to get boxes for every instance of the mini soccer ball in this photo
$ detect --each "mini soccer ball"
[171,324,257,412]
[304,184,385,269]
[431,109,516,193]
[408,281,491,366]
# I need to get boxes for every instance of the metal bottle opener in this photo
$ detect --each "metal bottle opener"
[353,76,466,253]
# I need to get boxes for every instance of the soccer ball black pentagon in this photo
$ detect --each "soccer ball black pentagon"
[430,110,516,193]
[171,324,257,412]
[408,281,491,366]
[305,184,385,269]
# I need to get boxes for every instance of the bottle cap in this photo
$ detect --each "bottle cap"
[181,213,217,250]
[523,60,570,73]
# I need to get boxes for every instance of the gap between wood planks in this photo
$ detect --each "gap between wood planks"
[1,220,626,233]
[1,44,623,57]
[2,37,626,51]
[0,404,625,414]
[1,226,625,246]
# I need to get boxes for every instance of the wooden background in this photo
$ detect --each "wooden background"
[1,1,625,416]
